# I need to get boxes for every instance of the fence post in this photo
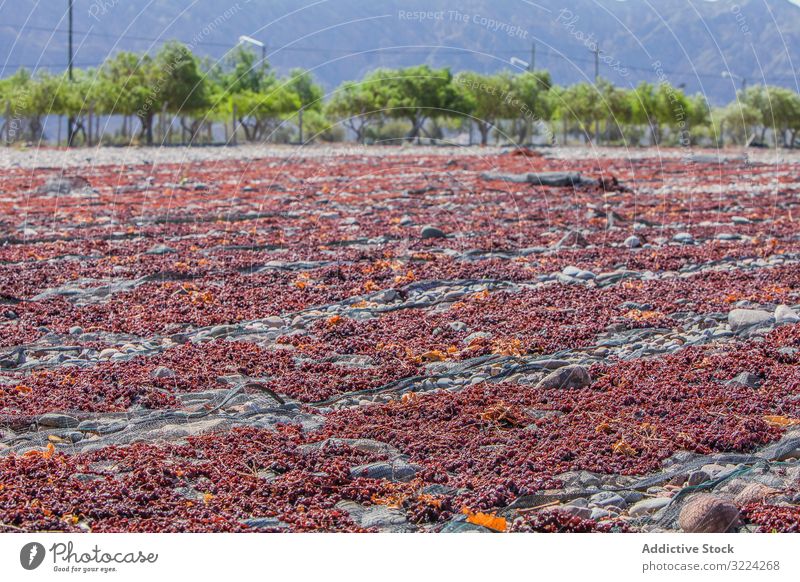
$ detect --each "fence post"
[88,102,94,147]
[232,104,238,146]
[161,102,168,144]
[298,107,304,144]
[4,101,10,146]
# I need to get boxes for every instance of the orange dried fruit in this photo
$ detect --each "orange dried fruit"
[763,415,800,427]
[462,508,507,532]
[418,350,446,362]
[612,440,637,457]
[401,392,419,405]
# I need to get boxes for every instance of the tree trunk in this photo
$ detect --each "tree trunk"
[139,113,154,145]
[407,113,425,143]
[231,105,237,145]
[238,118,254,142]
[87,104,94,147]
[29,117,43,142]
[356,124,366,145]
[478,122,490,146]
[516,119,528,144]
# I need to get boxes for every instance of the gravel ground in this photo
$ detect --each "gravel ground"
[2,143,800,170]
[1,146,799,533]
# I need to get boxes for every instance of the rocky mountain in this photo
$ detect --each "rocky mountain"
[1,0,799,102]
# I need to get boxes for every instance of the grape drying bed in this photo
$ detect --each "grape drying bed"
[1,148,799,533]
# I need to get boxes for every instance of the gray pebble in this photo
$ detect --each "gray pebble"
[420,225,446,239]
[624,235,642,248]
[628,497,671,516]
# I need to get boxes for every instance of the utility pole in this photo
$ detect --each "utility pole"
[67,0,74,146]
[721,71,747,98]
[238,35,266,68]
[298,107,304,144]
[529,42,535,72]
[593,43,600,145]
[232,103,238,146]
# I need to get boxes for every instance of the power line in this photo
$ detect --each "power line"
[67,0,75,147]
[2,22,798,84]
[593,43,599,142]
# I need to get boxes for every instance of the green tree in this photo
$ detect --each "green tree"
[630,82,661,144]
[223,45,270,93]
[595,79,632,145]
[714,102,761,146]
[368,65,462,142]
[57,69,102,145]
[509,71,553,144]
[100,51,160,144]
[0,69,70,142]
[326,80,381,144]
[557,82,603,143]
[655,82,691,145]
[454,71,513,145]
[207,46,299,143]
[228,82,300,142]
[287,68,323,112]
[741,85,800,147]
[153,42,208,143]
[287,68,324,142]
[99,52,148,140]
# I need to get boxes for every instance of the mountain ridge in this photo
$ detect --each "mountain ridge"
[1,0,798,103]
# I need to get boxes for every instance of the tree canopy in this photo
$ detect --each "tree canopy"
[3,42,800,148]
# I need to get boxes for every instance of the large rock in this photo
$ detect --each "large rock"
[555,505,592,519]
[628,497,671,516]
[145,244,176,255]
[775,304,800,325]
[37,175,90,194]
[526,172,586,187]
[263,316,285,328]
[364,509,407,531]
[480,171,588,186]
[725,372,762,390]
[420,225,447,239]
[678,494,740,533]
[772,438,800,461]
[589,491,627,509]
[150,366,176,379]
[734,483,778,506]
[241,517,291,530]
[623,235,642,248]
[536,365,592,389]
[728,309,773,333]
[554,230,589,249]
[38,413,79,429]
[350,460,418,482]
[0,348,25,369]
